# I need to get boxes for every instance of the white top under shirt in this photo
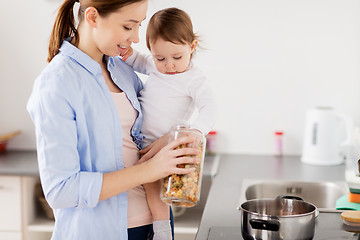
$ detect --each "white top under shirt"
[126,50,217,147]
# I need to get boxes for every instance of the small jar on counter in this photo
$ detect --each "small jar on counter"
[161,125,206,207]
[274,131,284,156]
[206,130,217,155]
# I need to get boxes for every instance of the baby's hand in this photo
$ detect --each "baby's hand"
[120,46,133,62]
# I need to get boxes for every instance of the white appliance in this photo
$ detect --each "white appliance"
[301,107,353,165]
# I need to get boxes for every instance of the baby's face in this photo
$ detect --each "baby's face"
[149,38,195,75]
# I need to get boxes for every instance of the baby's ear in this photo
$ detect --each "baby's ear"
[190,40,198,52]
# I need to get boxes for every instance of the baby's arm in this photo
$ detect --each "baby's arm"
[140,136,172,239]
[144,181,169,220]
[123,48,153,75]
[189,73,218,135]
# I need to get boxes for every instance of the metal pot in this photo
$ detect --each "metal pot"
[240,196,317,240]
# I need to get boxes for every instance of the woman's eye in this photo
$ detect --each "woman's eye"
[123,26,132,31]
[174,56,182,60]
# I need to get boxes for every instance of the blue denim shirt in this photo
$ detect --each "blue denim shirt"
[27,40,144,240]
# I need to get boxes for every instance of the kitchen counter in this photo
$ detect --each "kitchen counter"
[0,150,39,176]
[1,151,355,239]
[196,154,354,240]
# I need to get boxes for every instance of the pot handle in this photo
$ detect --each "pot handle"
[276,195,303,201]
[277,195,319,218]
[249,219,280,231]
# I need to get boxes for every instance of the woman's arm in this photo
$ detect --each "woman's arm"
[28,82,199,207]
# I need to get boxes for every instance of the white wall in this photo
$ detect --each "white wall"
[1,0,360,155]
[0,1,59,150]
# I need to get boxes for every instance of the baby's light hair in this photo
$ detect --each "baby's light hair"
[146,8,199,54]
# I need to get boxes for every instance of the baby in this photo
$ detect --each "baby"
[122,7,217,240]
[123,7,217,147]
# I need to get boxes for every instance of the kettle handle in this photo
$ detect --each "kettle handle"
[335,113,354,147]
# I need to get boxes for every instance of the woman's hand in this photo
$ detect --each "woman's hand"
[99,136,200,201]
[143,136,200,183]
[138,134,168,164]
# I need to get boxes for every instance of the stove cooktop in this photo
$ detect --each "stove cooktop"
[207,226,360,240]
[208,213,360,239]
[207,226,241,240]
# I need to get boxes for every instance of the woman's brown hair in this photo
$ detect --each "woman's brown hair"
[146,8,199,51]
[47,0,145,62]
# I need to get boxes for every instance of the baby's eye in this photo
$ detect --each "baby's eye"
[157,58,165,61]
[174,56,182,60]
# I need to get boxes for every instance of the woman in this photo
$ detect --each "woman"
[27,0,199,239]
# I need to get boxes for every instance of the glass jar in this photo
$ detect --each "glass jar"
[161,125,206,207]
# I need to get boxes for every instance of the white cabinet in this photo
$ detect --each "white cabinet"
[0,175,54,240]
[0,176,22,240]
[22,177,54,240]
[0,232,22,240]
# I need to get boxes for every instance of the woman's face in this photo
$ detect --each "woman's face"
[149,38,196,75]
[93,1,148,57]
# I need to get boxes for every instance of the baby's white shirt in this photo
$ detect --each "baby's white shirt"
[126,51,217,147]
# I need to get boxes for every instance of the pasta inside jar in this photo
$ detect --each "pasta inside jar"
[161,125,206,207]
